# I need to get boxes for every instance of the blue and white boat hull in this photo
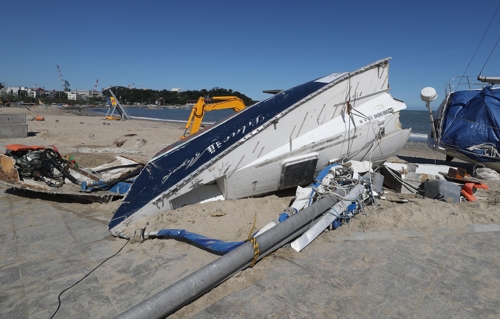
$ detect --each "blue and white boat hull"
[109,58,411,235]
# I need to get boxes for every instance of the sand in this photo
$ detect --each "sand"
[3,105,500,316]
[2,105,500,240]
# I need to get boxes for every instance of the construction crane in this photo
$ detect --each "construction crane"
[93,79,99,92]
[56,65,71,92]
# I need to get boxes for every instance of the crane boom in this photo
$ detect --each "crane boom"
[56,65,70,92]
[181,96,246,139]
[93,79,99,92]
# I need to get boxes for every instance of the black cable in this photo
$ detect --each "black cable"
[42,149,79,185]
[479,36,500,76]
[49,239,129,319]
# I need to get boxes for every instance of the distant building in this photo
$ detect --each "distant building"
[71,90,93,98]
[3,86,28,97]
[27,88,47,98]
[66,90,103,100]
[65,92,80,101]
[171,88,182,92]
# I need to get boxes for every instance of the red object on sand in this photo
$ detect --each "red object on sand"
[5,144,46,152]
[461,182,489,201]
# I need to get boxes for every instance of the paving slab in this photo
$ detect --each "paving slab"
[353,269,426,318]
[2,184,500,319]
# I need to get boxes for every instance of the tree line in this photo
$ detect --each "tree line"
[0,86,258,107]
[106,87,258,106]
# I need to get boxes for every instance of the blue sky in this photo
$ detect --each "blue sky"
[1,0,499,109]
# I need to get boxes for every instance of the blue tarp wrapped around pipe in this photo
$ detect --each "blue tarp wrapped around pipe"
[154,229,244,255]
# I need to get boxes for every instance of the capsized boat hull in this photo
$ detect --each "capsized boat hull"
[109,58,411,235]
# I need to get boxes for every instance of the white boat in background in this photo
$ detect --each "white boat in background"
[108,57,411,236]
[421,76,500,172]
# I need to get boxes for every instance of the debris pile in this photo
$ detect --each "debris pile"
[380,162,489,203]
[0,144,145,202]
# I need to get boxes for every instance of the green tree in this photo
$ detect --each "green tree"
[101,87,257,106]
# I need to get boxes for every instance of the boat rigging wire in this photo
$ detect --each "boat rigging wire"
[479,37,500,76]
[459,3,500,84]
[49,239,130,319]
[339,75,354,159]
[350,107,370,120]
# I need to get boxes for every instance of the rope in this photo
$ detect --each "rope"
[473,163,500,180]
[339,120,383,163]
[247,212,257,240]
[246,212,260,267]
[248,237,260,267]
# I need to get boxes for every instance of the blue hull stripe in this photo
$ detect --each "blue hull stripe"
[109,79,331,229]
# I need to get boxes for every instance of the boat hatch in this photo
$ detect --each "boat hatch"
[279,153,319,189]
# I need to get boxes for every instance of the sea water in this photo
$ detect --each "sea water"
[89,108,429,142]
[399,109,429,142]
[89,107,235,124]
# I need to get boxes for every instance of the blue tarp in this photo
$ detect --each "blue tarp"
[441,86,500,162]
[155,229,244,255]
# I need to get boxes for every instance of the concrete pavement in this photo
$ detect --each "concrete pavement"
[1,184,500,318]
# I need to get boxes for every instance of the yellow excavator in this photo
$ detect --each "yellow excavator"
[181,96,246,139]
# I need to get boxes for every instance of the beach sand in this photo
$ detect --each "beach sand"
[2,106,500,316]
[3,105,500,242]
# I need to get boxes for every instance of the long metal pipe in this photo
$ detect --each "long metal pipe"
[114,189,346,319]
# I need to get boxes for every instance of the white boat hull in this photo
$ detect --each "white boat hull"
[109,58,410,235]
